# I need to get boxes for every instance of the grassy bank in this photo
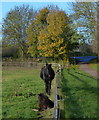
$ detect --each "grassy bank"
[2,67,45,118]
[61,67,97,119]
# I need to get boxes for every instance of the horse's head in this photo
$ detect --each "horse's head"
[46,63,52,77]
[46,63,52,69]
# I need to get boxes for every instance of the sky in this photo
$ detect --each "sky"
[0,1,75,40]
[0,0,97,40]
[1,2,74,20]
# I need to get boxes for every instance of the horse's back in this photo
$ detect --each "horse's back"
[49,68,55,80]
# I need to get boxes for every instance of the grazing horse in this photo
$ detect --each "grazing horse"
[40,63,55,95]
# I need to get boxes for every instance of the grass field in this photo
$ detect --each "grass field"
[61,67,98,119]
[2,65,98,119]
[90,63,99,70]
[2,66,45,118]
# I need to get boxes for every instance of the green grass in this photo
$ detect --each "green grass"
[2,67,45,118]
[61,68,98,119]
[90,63,99,70]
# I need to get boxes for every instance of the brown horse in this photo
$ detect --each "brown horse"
[38,93,54,111]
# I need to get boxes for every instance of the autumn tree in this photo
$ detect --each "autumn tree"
[27,8,49,57]
[27,7,79,61]
[2,4,36,58]
[38,10,79,60]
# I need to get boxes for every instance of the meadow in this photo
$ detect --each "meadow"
[2,64,98,119]
[61,67,98,119]
[2,66,45,118]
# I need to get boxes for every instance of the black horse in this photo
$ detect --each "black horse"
[40,63,55,95]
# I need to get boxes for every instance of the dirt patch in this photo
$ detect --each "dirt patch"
[79,64,99,79]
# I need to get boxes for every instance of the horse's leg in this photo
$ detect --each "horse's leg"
[45,80,50,95]
[45,81,48,94]
[45,80,51,95]
[47,81,51,95]
[50,81,52,95]
[49,80,51,89]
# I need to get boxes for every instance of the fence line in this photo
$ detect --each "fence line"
[2,62,58,67]
[52,64,62,120]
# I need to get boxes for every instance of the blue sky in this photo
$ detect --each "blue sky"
[0,1,75,40]
[1,2,74,20]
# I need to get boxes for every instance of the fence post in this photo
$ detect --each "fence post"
[52,64,62,120]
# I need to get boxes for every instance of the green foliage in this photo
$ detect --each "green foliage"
[2,46,19,58]
[2,4,36,58]
[72,2,97,37]
[2,67,45,118]
[62,68,97,118]
[71,2,97,53]
[27,20,40,57]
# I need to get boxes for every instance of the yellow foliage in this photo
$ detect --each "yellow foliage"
[27,8,74,59]
[37,10,69,58]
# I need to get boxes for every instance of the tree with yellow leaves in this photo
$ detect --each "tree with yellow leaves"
[27,6,79,60]
[38,10,78,60]
[27,7,49,57]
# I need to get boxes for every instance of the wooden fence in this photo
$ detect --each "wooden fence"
[52,64,63,120]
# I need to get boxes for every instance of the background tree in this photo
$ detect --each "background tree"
[2,4,36,58]
[27,21,39,58]
[71,2,98,54]
[2,46,19,58]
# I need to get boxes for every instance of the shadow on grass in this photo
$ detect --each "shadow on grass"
[68,71,89,85]
[68,71,98,95]
[61,69,98,119]
[74,71,97,80]
[61,72,85,119]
